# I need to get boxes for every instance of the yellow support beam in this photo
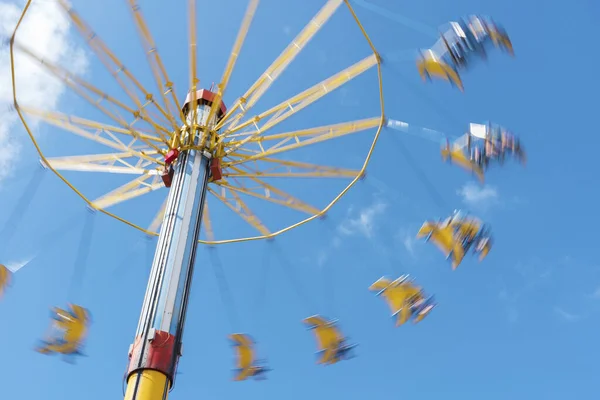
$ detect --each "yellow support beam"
[45,154,158,175]
[221,54,377,150]
[22,106,163,144]
[58,0,177,135]
[217,173,321,215]
[92,175,163,209]
[208,187,271,236]
[127,0,186,125]
[203,0,259,140]
[225,157,360,178]
[14,42,165,154]
[215,0,344,131]
[187,0,199,136]
[226,117,380,165]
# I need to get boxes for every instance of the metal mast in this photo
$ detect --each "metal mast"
[124,90,226,400]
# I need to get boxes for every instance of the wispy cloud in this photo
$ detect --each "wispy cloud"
[457,182,498,209]
[497,257,556,323]
[316,199,387,268]
[338,200,387,238]
[554,307,583,322]
[393,227,420,258]
[498,255,600,323]
[0,0,88,184]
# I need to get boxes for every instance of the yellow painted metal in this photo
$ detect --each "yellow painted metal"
[187,0,200,137]
[10,0,385,246]
[44,152,159,175]
[203,0,259,144]
[124,370,170,400]
[14,42,166,154]
[58,0,177,135]
[92,175,164,209]
[22,107,164,145]
[222,55,377,140]
[126,0,186,125]
[226,118,381,165]
[216,0,344,132]
[208,187,271,236]
[216,174,321,215]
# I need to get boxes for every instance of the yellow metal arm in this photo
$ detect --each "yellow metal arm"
[208,187,271,236]
[225,157,360,179]
[222,54,377,140]
[216,174,320,215]
[126,0,186,125]
[15,42,166,153]
[203,0,260,140]
[58,0,177,134]
[226,117,380,165]
[216,0,344,131]
[92,175,164,209]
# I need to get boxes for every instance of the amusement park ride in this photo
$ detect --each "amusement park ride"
[2,0,526,398]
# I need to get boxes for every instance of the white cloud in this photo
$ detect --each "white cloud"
[393,227,419,258]
[316,200,386,268]
[338,200,387,238]
[0,0,88,184]
[554,307,582,322]
[457,182,498,208]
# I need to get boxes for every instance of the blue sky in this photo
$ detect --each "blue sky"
[1,0,599,399]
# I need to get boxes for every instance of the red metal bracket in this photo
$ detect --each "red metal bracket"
[210,158,222,181]
[161,165,174,188]
[126,330,177,383]
[165,149,179,165]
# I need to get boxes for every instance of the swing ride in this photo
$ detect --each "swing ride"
[442,122,527,182]
[416,15,514,91]
[417,210,493,270]
[3,0,527,397]
[229,333,270,381]
[303,315,357,365]
[387,120,527,183]
[35,303,91,360]
[369,275,436,326]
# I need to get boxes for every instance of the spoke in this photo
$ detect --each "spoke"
[208,186,270,236]
[149,197,168,232]
[187,0,199,132]
[217,173,320,215]
[224,157,360,178]
[44,152,160,175]
[21,107,164,166]
[92,175,164,209]
[127,0,187,125]
[58,0,178,135]
[226,117,380,165]
[227,117,380,156]
[215,0,344,131]
[221,54,377,154]
[202,202,215,242]
[203,0,259,136]
[14,42,166,153]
